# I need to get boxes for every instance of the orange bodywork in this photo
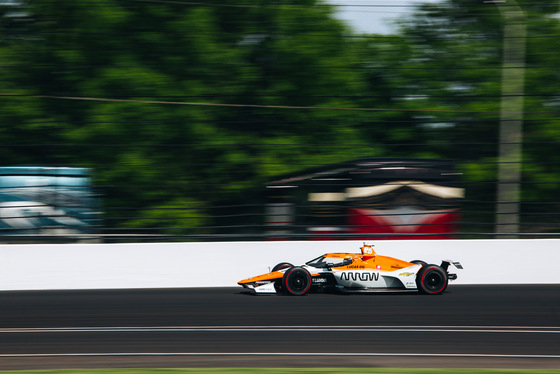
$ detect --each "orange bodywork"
[239,271,284,284]
[238,245,415,285]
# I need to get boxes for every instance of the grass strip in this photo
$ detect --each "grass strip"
[1,369,560,374]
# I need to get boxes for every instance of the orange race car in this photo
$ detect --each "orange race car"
[238,244,462,296]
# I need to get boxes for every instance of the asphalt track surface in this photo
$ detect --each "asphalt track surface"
[0,285,559,370]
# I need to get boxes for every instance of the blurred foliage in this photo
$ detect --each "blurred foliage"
[0,0,559,236]
[0,369,559,374]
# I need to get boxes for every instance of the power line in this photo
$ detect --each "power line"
[3,93,559,114]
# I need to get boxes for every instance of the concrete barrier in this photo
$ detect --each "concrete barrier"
[0,239,559,291]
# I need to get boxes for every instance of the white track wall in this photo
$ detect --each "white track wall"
[1,239,559,291]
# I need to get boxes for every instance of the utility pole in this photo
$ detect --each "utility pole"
[486,0,526,238]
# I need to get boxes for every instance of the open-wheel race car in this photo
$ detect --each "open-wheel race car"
[238,244,462,295]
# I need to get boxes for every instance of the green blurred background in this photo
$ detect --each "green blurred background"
[0,0,559,241]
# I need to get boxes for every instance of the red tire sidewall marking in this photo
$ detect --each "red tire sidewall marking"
[421,267,447,294]
[285,268,311,295]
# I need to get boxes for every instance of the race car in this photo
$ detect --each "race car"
[238,244,462,295]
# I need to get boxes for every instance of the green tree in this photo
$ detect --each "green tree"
[355,0,560,234]
[2,0,559,238]
[0,0,376,236]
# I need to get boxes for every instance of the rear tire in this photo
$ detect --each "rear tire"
[410,260,427,266]
[416,264,448,295]
[272,262,293,272]
[282,267,311,296]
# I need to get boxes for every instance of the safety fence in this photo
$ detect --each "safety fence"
[2,2,560,242]
[1,154,560,243]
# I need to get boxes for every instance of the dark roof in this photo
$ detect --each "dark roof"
[267,158,459,188]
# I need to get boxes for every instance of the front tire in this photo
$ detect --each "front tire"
[282,267,311,296]
[416,265,448,295]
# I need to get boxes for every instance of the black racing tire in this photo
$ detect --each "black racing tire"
[282,267,312,296]
[416,264,448,295]
[410,260,427,266]
[272,262,294,272]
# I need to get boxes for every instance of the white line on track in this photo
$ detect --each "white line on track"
[0,352,559,359]
[0,326,558,334]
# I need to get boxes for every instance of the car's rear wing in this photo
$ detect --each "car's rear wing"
[441,260,463,270]
[441,260,462,281]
